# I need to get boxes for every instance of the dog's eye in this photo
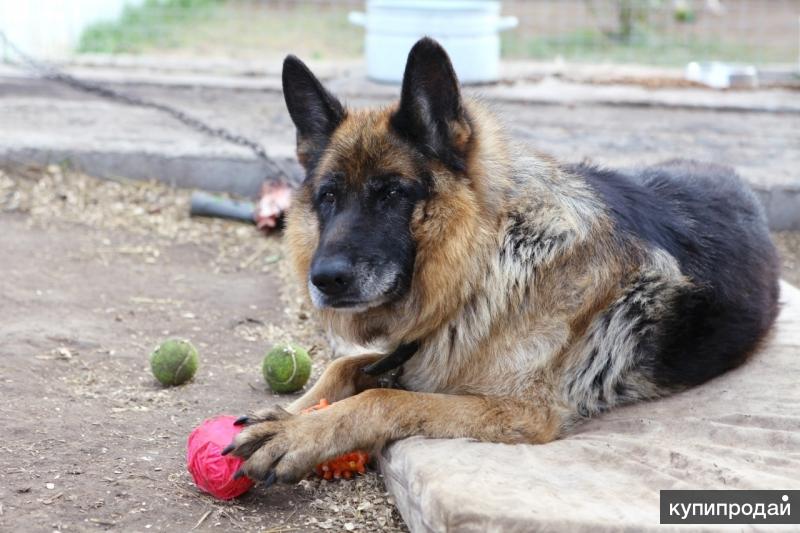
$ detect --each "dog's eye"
[384,187,402,201]
[319,190,336,205]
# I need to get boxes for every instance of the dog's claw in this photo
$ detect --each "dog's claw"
[232,469,246,480]
[233,416,250,426]
[220,443,235,456]
[262,470,277,488]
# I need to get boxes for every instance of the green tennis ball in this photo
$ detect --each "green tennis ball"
[149,339,199,386]
[262,343,311,394]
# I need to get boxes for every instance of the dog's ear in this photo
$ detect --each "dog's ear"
[282,55,346,172]
[390,38,471,172]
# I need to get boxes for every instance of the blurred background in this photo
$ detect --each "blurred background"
[2,0,798,67]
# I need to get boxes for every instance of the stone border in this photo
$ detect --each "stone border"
[3,144,796,230]
[0,146,303,199]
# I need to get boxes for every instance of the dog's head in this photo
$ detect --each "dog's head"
[283,38,477,313]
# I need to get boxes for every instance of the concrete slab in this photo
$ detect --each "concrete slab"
[479,77,800,113]
[0,69,797,227]
[0,82,302,197]
[379,281,800,532]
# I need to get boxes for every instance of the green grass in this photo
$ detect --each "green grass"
[78,0,362,59]
[79,0,221,54]
[77,1,790,65]
[502,28,784,66]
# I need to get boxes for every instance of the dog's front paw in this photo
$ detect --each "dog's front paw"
[231,405,292,428]
[223,410,333,486]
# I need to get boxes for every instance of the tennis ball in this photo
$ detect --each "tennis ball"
[262,343,311,394]
[150,339,199,386]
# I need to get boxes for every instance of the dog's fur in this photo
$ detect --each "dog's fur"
[226,38,780,484]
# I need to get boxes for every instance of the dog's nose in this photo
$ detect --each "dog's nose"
[310,257,354,296]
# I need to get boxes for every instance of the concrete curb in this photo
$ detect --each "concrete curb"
[3,145,797,230]
[754,187,800,231]
[0,147,303,199]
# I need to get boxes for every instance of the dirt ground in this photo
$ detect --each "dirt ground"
[0,165,406,532]
[1,164,799,533]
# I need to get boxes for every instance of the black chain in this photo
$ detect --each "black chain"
[0,31,293,185]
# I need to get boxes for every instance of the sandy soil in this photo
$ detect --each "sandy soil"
[0,164,406,532]
[1,164,798,532]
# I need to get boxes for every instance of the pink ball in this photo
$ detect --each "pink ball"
[186,416,254,500]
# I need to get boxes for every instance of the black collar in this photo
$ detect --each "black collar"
[361,341,420,376]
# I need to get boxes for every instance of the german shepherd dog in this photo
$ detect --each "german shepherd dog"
[223,38,780,485]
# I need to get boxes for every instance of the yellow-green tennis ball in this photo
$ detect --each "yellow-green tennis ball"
[262,343,311,394]
[149,339,199,386]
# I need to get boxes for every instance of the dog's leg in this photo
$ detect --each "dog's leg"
[237,354,384,427]
[286,354,383,413]
[226,388,561,484]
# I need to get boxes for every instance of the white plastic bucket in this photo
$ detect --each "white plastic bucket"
[349,0,517,84]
